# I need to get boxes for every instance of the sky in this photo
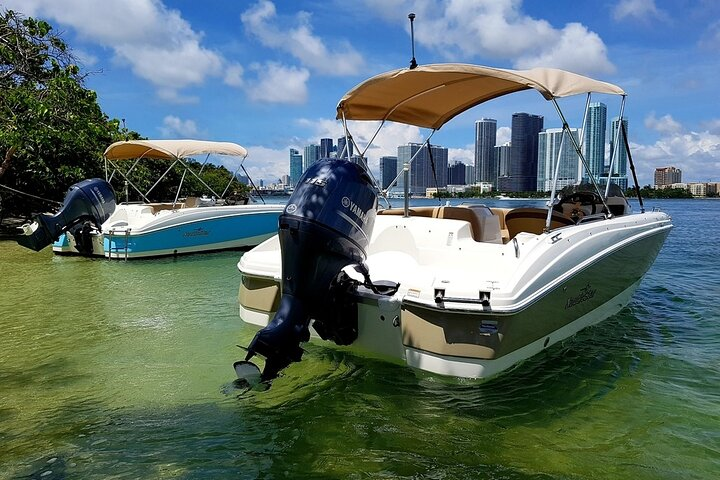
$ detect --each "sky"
[5,0,720,187]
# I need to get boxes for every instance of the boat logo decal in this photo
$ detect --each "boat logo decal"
[305,177,327,187]
[565,284,596,309]
[286,203,297,214]
[183,227,210,238]
[341,196,368,225]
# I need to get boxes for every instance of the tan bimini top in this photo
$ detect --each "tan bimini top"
[104,139,248,161]
[336,63,625,130]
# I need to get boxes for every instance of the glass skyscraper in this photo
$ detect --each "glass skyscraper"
[397,143,448,196]
[584,102,607,182]
[537,128,581,191]
[289,148,303,186]
[303,144,320,171]
[379,156,398,189]
[319,138,334,159]
[448,161,467,185]
[474,118,497,185]
[498,113,543,192]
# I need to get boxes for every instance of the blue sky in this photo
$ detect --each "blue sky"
[6,0,720,187]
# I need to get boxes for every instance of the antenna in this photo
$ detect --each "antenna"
[408,13,417,69]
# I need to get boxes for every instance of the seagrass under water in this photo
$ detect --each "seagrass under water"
[0,198,717,479]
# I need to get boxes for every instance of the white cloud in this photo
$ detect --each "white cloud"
[448,147,474,166]
[613,0,666,22]
[633,114,720,183]
[159,115,200,138]
[6,0,226,101]
[515,23,614,74]
[699,20,720,50]
[645,113,682,136]
[224,64,245,87]
[364,0,614,75]
[497,126,512,146]
[238,145,291,184]
[246,62,310,104]
[701,119,720,135]
[241,1,364,76]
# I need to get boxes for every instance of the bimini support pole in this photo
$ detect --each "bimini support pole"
[544,129,568,231]
[545,93,590,231]
[605,95,627,198]
[551,98,612,217]
[339,110,387,207]
[622,120,645,213]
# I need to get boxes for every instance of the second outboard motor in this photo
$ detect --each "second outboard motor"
[16,178,116,252]
[240,159,378,381]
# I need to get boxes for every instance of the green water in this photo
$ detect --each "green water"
[1,199,718,479]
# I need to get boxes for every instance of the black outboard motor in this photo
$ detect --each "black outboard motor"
[16,178,116,252]
[239,159,378,381]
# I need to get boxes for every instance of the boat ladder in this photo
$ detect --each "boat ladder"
[107,228,131,260]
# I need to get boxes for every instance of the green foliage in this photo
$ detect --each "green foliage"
[0,10,245,217]
[625,185,694,199]
[0,9,127,216]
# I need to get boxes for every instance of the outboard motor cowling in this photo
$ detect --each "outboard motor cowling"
[241,159,378,381]
[16,178,115,252]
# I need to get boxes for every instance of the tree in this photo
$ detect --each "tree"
[0,9,131,217]
[0,10,249,220]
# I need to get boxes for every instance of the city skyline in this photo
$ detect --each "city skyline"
[291,110,635,194]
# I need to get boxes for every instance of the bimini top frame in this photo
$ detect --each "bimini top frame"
[335,63,632,225]
[103,139,264,205]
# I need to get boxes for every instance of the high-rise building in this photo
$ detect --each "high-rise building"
[584,102,607,182]
[537,128,582,191]
[379,156,398,189]
[654,166,682,187]
[448,161,467,185]
[397,143,449,196]
[495,142,512,180]
[608,117,629,190]
[474,118,497,185]
[465,164,475,185]
[303,144,320,171]
[320,138,334,159]
[289,148,303,186]
[498,113,543,192]
[336,136,353,159]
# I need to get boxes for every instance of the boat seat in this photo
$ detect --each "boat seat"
[184,196,199,208]
[377,206,438,218]
[149,203,179,213]
[503,208,574,239]
[378,205,502,243]
[434,205,502,243]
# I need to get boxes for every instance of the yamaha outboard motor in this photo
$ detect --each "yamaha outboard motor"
[16,178,115,252]
[238,159,378,381]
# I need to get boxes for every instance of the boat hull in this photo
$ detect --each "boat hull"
[53,204,284,259]
[238,209,672,380]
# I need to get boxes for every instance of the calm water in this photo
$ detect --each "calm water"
[0,198,718,479]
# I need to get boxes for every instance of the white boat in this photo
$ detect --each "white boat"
[17,139,284,259]
[234,64,673,382]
